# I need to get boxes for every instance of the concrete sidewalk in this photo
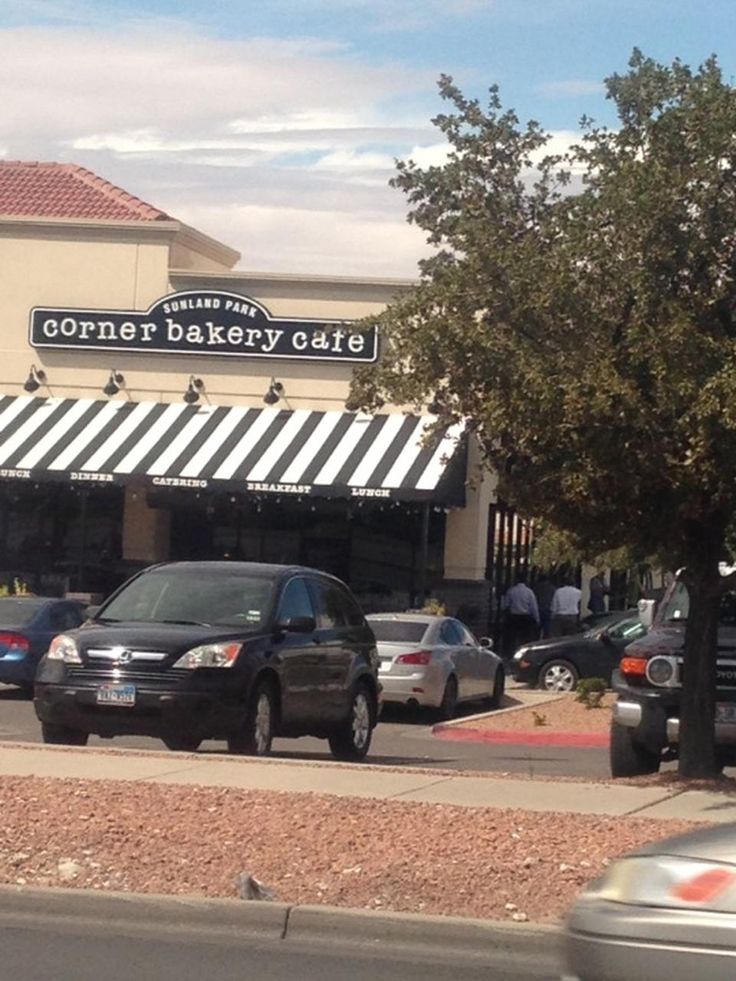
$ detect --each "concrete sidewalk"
[0,741,735,823]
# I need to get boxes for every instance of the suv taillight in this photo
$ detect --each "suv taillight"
[396,650,432,665]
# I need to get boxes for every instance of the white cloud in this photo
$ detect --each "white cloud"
[0,24,443,276]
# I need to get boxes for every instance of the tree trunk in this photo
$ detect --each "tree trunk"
[679,557,721,778]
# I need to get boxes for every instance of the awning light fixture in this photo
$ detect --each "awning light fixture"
[263,378,284,405]
[23,364,48,394]
[184,376,205,404]
[103,369,126,397]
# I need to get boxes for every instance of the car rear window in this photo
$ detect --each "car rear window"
[98,570,276,629]
[368,620,427,643]
[0,598,46,626]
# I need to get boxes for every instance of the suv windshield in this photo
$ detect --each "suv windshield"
[659,580,736,626]
[99,569,276,629]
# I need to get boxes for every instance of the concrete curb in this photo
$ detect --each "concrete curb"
[0,885,560,957]
[434,726,610,748]
[434,692,566,730]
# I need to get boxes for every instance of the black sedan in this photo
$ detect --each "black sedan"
[511,610,645,691]
[34,562,380,760]
[0,596,85,692]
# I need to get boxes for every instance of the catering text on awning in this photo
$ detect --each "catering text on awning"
[0,397,466,505]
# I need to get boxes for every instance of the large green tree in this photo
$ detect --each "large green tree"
[351,51,736,778]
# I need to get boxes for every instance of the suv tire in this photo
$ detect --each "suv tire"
[228,679,276,756]
[163,734,202,752]
[41,722,89,746]
[328,682,374,762]
[610,720,660,777]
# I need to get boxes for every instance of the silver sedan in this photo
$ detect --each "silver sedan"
[565,822,736,980]
[366,613,504,718]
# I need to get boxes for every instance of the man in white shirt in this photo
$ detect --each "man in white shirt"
[501,575,540,658]
[551,580,582,637]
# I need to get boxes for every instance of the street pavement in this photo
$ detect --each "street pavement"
[0,887,564,981]
[0,684,612,778]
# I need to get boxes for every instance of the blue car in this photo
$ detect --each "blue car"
[0,597,85,692]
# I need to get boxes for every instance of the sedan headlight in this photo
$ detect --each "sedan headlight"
[47,634,82,664]
[584,855,736,913]
[173,642,241,669]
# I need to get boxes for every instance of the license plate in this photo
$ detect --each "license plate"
[96,684,136,707]
[716,703,736,723]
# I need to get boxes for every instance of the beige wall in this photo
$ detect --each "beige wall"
[0,214,495,583]
[444,439,496,581]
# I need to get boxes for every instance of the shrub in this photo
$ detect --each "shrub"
[575,677,607,709]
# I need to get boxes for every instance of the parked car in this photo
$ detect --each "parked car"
[511,610,646,691]
[610,571,736,776]
[565,822,736,981]
[33,562,380,761]
[0,596,85,692]
[366,613,504,718]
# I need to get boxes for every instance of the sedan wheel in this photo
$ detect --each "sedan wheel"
[538,659,579,692]
[437,676,458,720]
[488,667,505,709]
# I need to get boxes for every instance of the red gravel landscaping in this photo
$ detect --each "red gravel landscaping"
[0,774,702,924]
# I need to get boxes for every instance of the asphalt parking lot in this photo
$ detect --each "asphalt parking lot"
[0,685,611,778]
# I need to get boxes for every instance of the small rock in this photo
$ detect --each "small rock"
[57,859,83,882]
[579,860,591,868]
[512,912,528,922]
[15,877,26,885]
[9,852,29,867]
[522,857,535,868]
[341,865,362,875]
[235,872,276,901]
[504,902,518,911]
[559,863,574,872]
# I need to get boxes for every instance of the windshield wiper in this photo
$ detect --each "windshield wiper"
[157,618,212,627]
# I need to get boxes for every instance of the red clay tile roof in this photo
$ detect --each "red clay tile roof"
[0,161,171,222]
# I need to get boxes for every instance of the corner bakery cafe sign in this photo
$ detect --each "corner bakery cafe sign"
[30,290,378,363]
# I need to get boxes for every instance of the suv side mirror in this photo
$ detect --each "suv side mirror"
[479,636,493,650]
[277,615,316,634]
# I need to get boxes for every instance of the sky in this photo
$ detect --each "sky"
[1,0,735,279]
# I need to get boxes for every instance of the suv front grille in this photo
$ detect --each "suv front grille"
[674,656,736,690]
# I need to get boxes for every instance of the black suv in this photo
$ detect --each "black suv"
[34,562,380,761]
[611,576,736,776]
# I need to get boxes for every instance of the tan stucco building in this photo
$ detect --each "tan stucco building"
[0,162,502,628]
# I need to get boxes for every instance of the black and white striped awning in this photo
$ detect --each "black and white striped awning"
[0,396,466,504]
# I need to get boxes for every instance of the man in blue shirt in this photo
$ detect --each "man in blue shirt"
[501,574,540,659]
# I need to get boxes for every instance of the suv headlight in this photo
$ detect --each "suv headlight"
[646,655,678,687]
[514,647,529,661]
[173,642,241,669]
[47,634,82,664]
